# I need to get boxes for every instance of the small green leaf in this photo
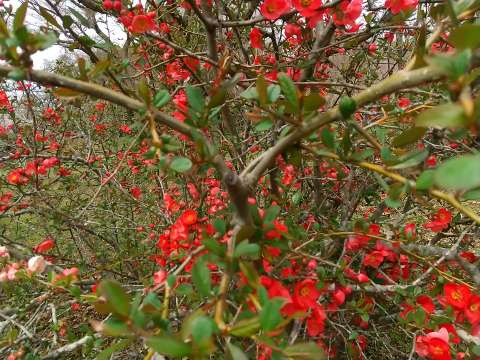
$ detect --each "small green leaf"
[254,119,273,132]
[257,75,268,106]
[449,24,480,49]
[240,87,258,100]
[259,299,283,331]
[462,188,480,200]
[227,343,249,360]
[137,80,151,105]
[96,339,132,360]
[191,258,211,297]
[7,68,25,81]
[321,128,335,149]
[98,280,131,317]
[89,59,111,78]
[264,205,280,224]
[267,84,281,103]
[229,316,261,337]
[186,85,205,113]
[284,342,325,360]
[416,170,435,190]
[98,318,131,337]
[434,153,480,191]
[303,93,325,112]
[392,127,426,147]
[146,335,192,357]
[170,157,192,173]
[339,96,357,118]
[69,7,90,27]
[14,1,28,31]
[389,149,429,170]
[153,89,171,108]
[190,316,215,344]
[416,103,468,129]
[234,241,260,258]
[277,73,299,113]
[39,6,60,28]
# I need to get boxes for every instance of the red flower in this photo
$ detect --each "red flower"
[423,208,452,233]
[404,223,416,239]
[444,283,471,310]
[363,250,384,268]
[6,169,29,185]
[293,279,320,309]
[130,187,142,199]
[398,97,411,108]
[306,305,326,336]
[385,0,418,14]
[331,0,362,28]
[415,328,451,360]
[417,295,435,314]
[250,28,263,49]
[368,43,377,54]
[293,0,323,17]
[130,13,156,33]
[153,269,167,285]
[34,238,55,253]
[260,0,291,20]
[426,155,437,168]
[180,209,198,225]
[465,294,480,324]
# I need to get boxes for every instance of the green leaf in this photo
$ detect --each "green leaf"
[462,188,480,200]
[277,73,299,113]
[7,68,25,81]
[227,343,249,360]
[321,128,335,149]
[303,93,325,112]
[190,315,215,343]
[53,87,82,98]
[14,1,28,31]
[229,316,261,337]
[416,170,435,190]
[191,258,211,297]
[259,299,283,331]
[428,50,472,80]
[69,7,90,27]
[264,205,280,224]
[141,292,162,312]
[254,119,273,132]
[434,153,480,191]
[146,335,192,357]
[389,149,429,170]
[89,59,111,78]
[137,79,151,105]
[170,157,192,173]
[339,96,357,118]
[239,261,259,286]
[234,241,260,258]
[267,84,281,103]
[257,75,268,106]
[39,6,60,28]
[96,339,131,360]
[416,103,468,129]
[186,85,205,114]
[62,15,74,28]
[472,344,480,356]
[284,342,325,360]
[240,87,258,100]
[213,218,226,236]
[449,24,480,49]
[153,89,171,108]
[392,127,426,147]
[98,280,131,317]
[98,318,131,337]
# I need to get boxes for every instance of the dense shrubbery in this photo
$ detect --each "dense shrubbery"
[1,0,480,359]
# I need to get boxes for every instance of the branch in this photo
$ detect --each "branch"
[42,335,94,359]
[0,65,193,137]
[241,65,446,186]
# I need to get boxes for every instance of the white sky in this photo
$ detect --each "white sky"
[10,0,127,69]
